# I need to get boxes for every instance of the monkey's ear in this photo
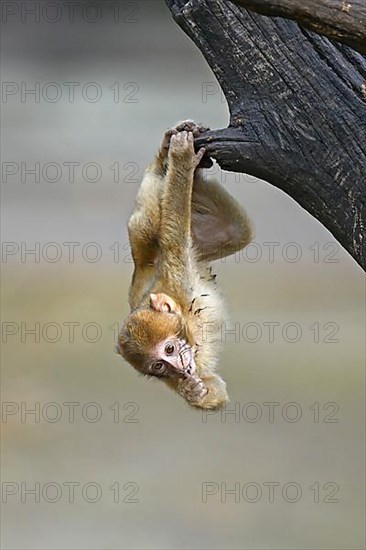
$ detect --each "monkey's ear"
[150,293,180,314]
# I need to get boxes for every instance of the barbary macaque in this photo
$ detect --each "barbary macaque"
[117,121,252,409]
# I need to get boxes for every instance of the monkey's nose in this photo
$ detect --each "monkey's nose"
[180,348,192,368]
[184,358,196,376]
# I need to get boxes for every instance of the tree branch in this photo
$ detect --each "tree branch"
[229,0,366,54]
[165,0,366,270]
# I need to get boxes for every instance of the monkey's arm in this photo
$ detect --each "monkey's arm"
[128,128,176,268]
[128,126,206,309]
[127,126,186,309]
[158,131,205,275]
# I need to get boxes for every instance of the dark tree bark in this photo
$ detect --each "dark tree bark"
[230,0,366,54]
[165,0,366,270]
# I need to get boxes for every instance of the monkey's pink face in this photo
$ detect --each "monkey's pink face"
[118,292,197,380]
[145,336,196,379]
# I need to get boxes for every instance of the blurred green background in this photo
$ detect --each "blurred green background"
[1,1,365,549]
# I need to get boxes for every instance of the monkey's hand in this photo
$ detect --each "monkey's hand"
[177,374,208,404]
[169,131,206,172]
[159,121,212,168]
[178,374,229,410]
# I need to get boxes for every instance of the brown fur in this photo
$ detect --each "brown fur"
[117,122,252,410]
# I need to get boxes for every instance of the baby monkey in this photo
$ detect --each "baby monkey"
[117,121,252,409]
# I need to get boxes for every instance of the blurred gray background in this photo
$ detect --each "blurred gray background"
[1,1,365,549]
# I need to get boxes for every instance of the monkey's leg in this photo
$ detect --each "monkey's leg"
[191,174,253,262]
[127,178,161,309]
[127,135,172,308]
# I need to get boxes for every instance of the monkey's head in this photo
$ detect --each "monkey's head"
[117,293,196,380]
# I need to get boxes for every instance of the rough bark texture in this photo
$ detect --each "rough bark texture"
[230,0,366,54]
[165,0,366,270]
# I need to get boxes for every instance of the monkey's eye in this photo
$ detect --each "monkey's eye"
[151,361,166,374]
[165,342,176,356]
